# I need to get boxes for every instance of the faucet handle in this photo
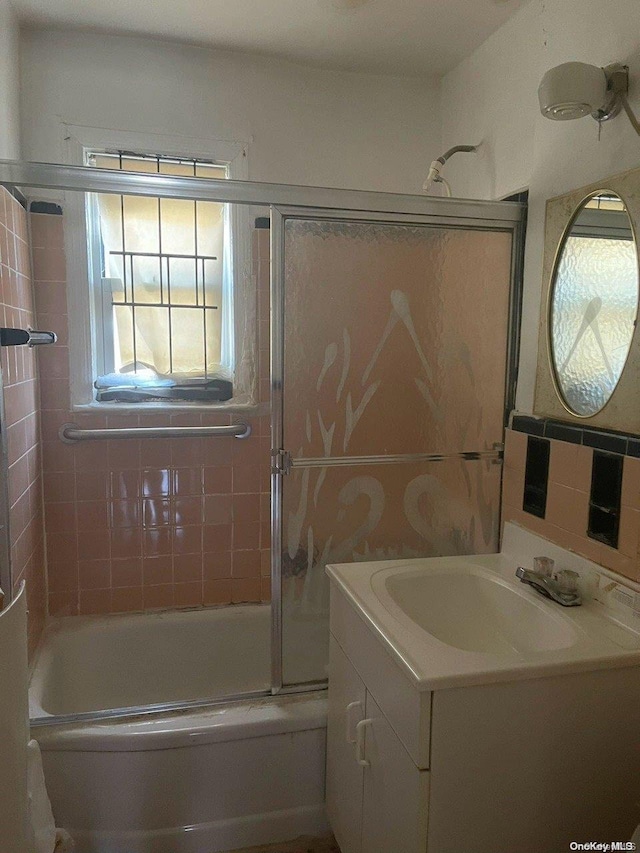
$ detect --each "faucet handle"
[555,569,580,596]
[534,556,555,578]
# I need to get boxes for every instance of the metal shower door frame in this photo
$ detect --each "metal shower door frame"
[0,157,524,720]
[269,203,526,694]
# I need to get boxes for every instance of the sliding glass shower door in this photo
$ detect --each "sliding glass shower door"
[273,211,519,688]
[0,157,523,719]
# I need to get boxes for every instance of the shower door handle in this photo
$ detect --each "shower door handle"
[0,328,57,347]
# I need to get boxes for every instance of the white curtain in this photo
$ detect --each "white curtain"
[220,203,235,372]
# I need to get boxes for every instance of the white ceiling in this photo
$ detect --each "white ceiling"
[13,0,528,76]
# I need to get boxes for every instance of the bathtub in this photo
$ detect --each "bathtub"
[29,605,329,853]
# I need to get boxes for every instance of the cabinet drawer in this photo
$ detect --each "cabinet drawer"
[330,583,431,769]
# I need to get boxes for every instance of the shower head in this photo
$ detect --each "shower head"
[423,145,479,197]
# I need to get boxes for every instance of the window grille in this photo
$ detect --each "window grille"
[88,152,233,401]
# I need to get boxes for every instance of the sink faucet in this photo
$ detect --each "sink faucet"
[515,566,582,607]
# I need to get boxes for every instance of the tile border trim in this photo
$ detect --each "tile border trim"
[510,413,640,458]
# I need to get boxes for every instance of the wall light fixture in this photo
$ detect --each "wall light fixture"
[538,62,640,136]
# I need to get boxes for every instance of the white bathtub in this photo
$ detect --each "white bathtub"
[29,605,329,852]
[30,605,273,719]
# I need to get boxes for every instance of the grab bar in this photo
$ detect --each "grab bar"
[59,422,251,443]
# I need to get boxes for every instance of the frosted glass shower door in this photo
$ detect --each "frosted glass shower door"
[275,214,515,687]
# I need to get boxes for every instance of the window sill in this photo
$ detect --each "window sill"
[72,400,266,417]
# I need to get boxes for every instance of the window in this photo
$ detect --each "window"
[87,151,234,403]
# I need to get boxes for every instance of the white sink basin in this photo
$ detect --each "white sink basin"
[326,524,640,690]
[384,568,577,655]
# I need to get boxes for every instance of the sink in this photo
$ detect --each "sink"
[383,568,578,655]
[326,523,640,689]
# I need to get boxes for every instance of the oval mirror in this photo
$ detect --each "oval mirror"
[549,191,639,417]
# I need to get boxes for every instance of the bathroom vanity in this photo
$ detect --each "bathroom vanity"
[325,524,640,853]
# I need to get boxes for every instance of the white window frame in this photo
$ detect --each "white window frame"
[61,123,256,413]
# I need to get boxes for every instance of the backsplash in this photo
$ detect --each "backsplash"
[32,210,271,617]
[502,417,640,583]
[503,522,640,633]
[0,187,46,655]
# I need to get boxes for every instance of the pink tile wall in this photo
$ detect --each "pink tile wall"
[0,188,46,655]
[502,427,640,582]
[33,212,271,616]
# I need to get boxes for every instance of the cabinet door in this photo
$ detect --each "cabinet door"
[361,692,429,853]
[326,635,366,853]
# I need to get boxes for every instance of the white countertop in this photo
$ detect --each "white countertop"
[326,524,640,691]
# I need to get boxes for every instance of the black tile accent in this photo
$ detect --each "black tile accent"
[30,201,63,215]
[512,415,545,436]
[628,438,640,459]
[523,436,550,519]
[254,217,270,229]
[544,421,583,444]
[590,452,623,509]
[587,451,623,549]
[509,413,640,459]
[582,430,628,455]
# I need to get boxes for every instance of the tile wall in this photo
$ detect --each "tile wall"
[502,425,640,582]
[0,188,46,655]
[32,210,271,617]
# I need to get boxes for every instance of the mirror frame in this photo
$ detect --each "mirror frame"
[546,188,640,419]
[534,167,640,433]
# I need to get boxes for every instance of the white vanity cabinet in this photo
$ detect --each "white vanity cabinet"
[327,636,429,853]
[326,635,366,853]
[327,577,640,853]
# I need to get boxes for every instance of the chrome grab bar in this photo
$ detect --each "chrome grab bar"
[59,422,251,443]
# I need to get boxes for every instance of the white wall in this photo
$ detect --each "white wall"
[19,28,440,195]
[440,0,542,203]
[442,0,640,414]
[25,7,640,418]
[0,0,20,159]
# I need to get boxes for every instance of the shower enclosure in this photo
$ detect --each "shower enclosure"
[273,209,519,690]
[0,159,525,722]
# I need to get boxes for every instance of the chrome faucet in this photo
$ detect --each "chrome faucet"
[515,565,582,607]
